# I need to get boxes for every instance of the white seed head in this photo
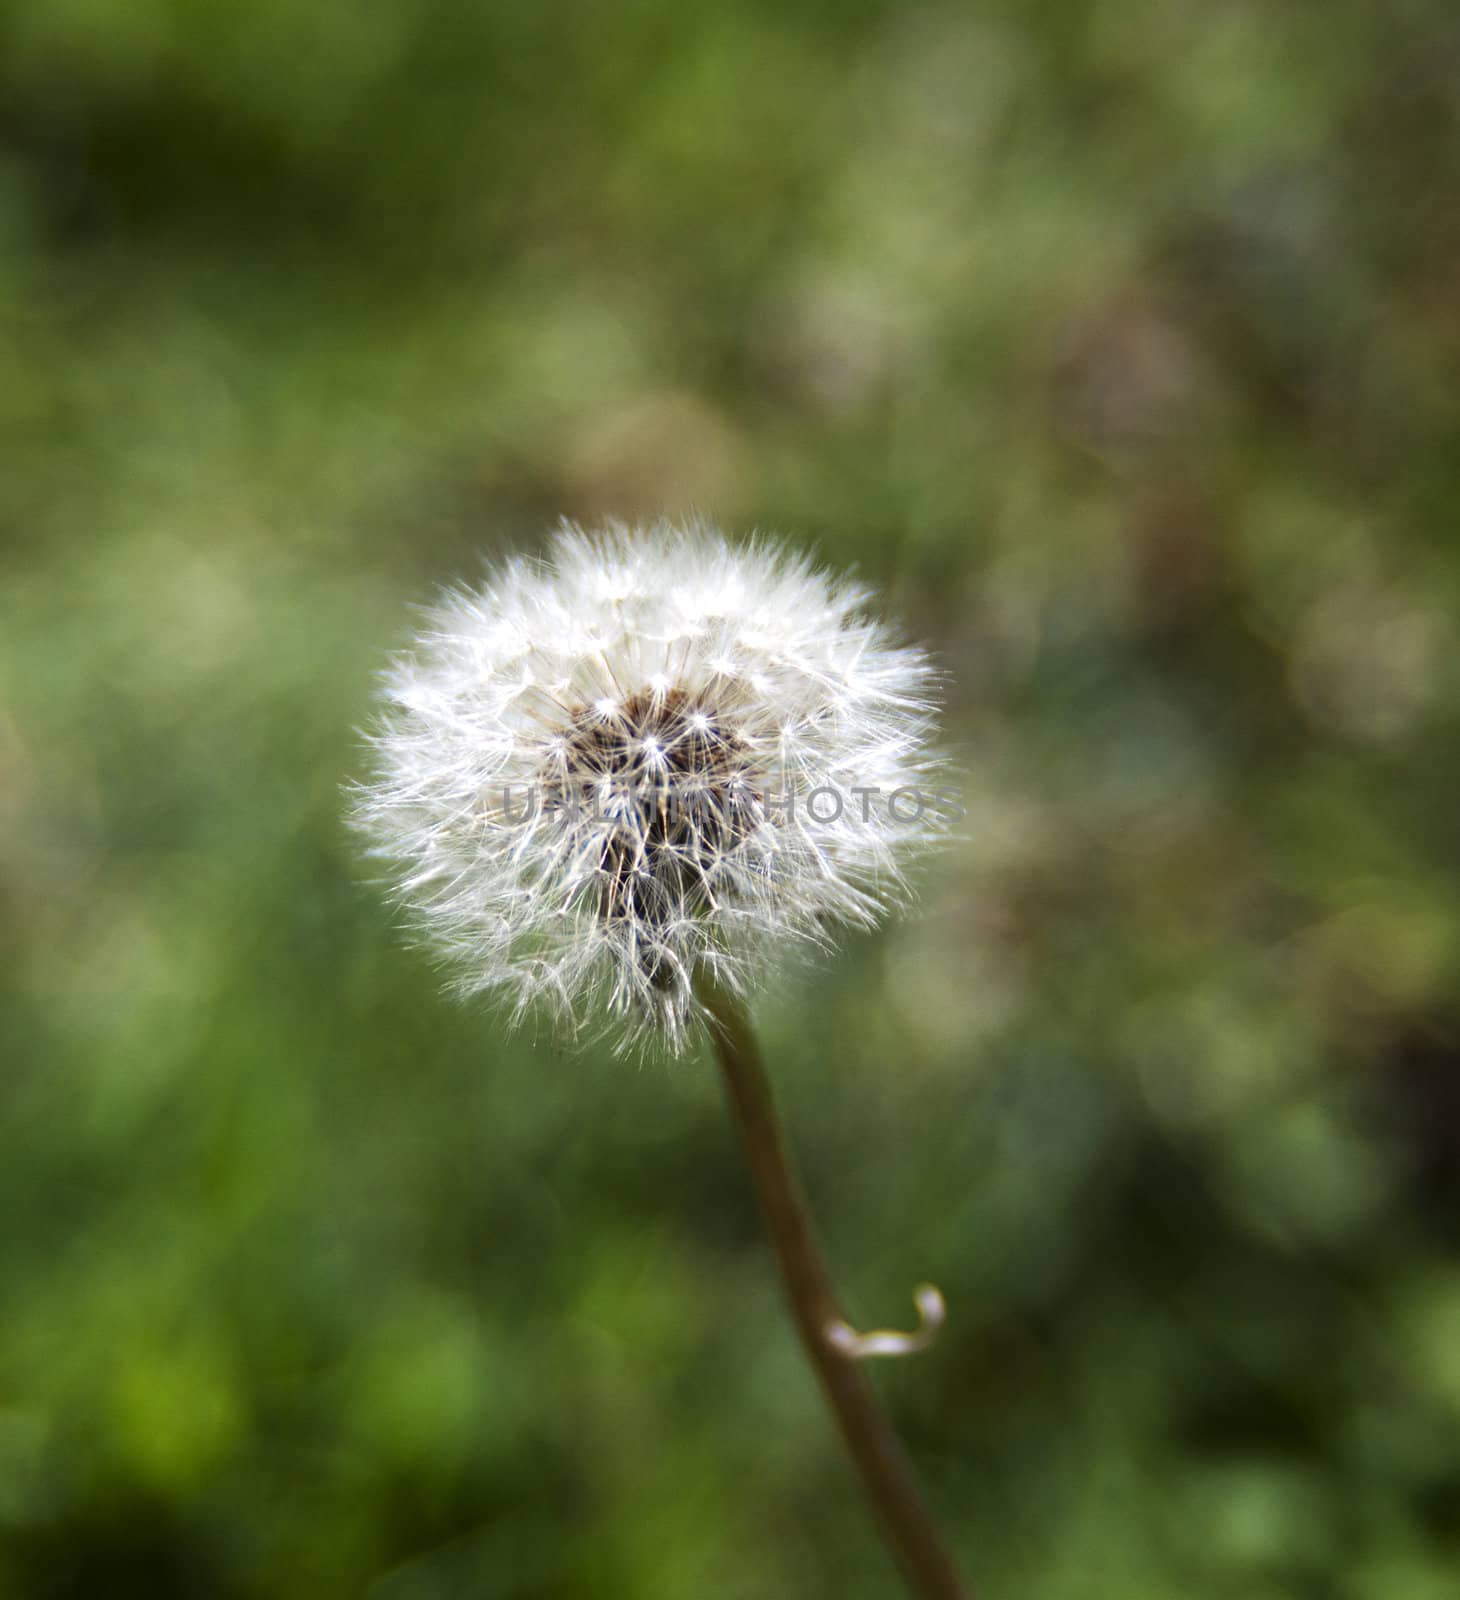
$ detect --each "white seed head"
[352,520,951,1052]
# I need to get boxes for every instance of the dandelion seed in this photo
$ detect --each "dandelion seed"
[351,519,948,1049]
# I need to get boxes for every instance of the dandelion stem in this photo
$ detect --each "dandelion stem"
[696,975,972,1600]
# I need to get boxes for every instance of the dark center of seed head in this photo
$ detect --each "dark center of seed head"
[548,686,757,963]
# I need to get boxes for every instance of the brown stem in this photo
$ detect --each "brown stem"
[696,975,972,1600]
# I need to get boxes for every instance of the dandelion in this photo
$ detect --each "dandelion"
[353,520,970,1600]
[353,519,948,1052]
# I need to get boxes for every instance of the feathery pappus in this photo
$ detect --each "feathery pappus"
[352,521,950,1051]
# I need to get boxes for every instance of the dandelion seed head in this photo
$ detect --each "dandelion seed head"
[351,519,950,1052]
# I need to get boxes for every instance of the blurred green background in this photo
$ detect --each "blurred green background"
[2,0,1459,1595]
